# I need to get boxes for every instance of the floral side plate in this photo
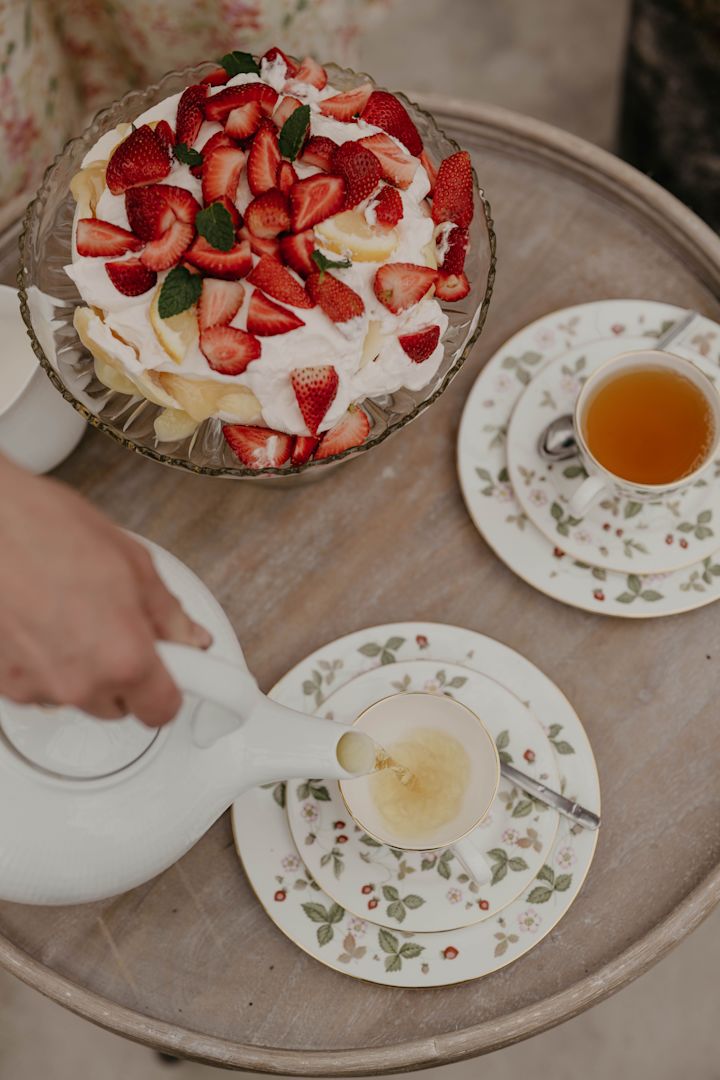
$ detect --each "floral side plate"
[457,300,720,617]
[231,623,599,988]
[286,660,559,934]
[506,336,720,574]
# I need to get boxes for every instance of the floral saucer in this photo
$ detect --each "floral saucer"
[457,300,720,617]
[232,623,599,987]
[507,337,720,574]
[286,660,560,933]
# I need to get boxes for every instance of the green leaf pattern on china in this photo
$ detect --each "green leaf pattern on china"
[358,637,406,665]
[301,900,344,946]
[377,927,424,972]
[527,864,572,904]
[615,574,664,605]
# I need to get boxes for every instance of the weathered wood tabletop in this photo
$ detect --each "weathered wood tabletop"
[1,99,719,1075]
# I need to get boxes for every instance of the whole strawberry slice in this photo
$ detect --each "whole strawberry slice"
[373,263,437,313]
[201,325,261,374]
[223,424,293,469]
[176,84,208,148]
[191,130,235,177]
[431,150,474,229]
[276,160,298,196]
[315,406,370,459]
[279,230,315,277]
[141,220,195,271]
[205,83,278,122]
[437,223,468,274]
[247,124,282,195]
[291,434,319,465]
[248,255,313,308]
[202,145,246,205]
[218,194,242,227]
[225,100,262,141]
[273,95,302,129]
[185,236,252,279]
[293,55,327,89]
[154,120,175,152]
[306,270,364,323]
[262,46,299,78]
[106,125,170,195]
[289,174,346,232]
[76,218,142,257]
[291,365,339,435]
[373,185,403,228]
[244,189,290,239]
[198,278,245,330]
[331,142,382,208]
[300,135,337,172]
[398,324,441,363]
[319,82,373,122]
[125,184,200,239]
[359,133,418,190]
[435,270,470,301]
[247,291,305,336]
[105,258,157,296]
[360,90,422,157]
[238,226,281,259]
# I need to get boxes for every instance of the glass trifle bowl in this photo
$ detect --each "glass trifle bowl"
[18,59,496,481]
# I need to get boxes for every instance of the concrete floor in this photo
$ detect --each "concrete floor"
[4,0,719,1077]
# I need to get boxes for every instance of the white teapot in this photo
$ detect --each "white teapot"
[0,542,374,906]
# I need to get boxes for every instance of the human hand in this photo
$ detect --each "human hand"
[0,455,211,726]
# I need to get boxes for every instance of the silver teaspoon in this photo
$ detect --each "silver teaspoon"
[501,761,600,831]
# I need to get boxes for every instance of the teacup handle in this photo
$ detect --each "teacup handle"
[568,475,607,516]
[452,830,491,886]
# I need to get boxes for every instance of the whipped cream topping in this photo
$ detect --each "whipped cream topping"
[67,59,449,436]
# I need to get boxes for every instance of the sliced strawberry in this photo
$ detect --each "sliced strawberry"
[205,83,278,122]
[247,290,305,336]
[273,95,302,129]
[223,424,292,469]
[201,65,229,86]
[140,220,194,271]
[315,406,370,459]
[279,229,315,277]
[106,125,170,195]
[247,124,282,195]
[359,132,418,189]
[224,100,263,140]
[291,365,339,435]
[291,434,319,465]
[431,150,474,228]
[306,271,364,323]
[420,149,438,193]
[238,225,281,259]
[125,184,200,239]
[219,194,242,228]
[435,270,470,301]
[398,324,441,363]
[289,173,345,232]
[244,189,290,238]
[293,55,327,89]
[374,262,437,313]
[373,185,403,228]
[191,130,236,177]
[162,185,201,223]
[176,84,208,147]
[360,90,422,157]
[276,160,298,196]
[185,236,253,279]
[76,218,142,257]
[202,145,246,204]
[262,46,299,78]
[300,135,337,172]
[201,325,261,374]
[331,142,382,208]
[437,223,468,274]
[198,278,245,330]
[105,258,157,296]
[154,120,175,152]
[319,82,373,122]
[248,255,313,308]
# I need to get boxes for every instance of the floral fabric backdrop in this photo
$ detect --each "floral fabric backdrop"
[0,0,394,227]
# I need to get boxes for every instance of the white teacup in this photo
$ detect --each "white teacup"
[339,692,500,885]
[0,285,85,473]
[569,349,720,516]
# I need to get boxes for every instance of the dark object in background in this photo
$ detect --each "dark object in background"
[619,0,720,230]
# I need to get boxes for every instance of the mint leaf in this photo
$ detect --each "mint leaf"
[157,266,202,318]
[195,201,234,251]
[278,103,311,161]
[311,249,352,281]
[219,50,260,77]
[174,142,203,167]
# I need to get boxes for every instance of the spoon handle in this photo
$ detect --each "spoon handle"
[500,762,600,831]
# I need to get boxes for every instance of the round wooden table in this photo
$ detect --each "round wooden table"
[1,98,720,1074]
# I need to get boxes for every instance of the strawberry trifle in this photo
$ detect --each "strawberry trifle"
[66,46,476,470]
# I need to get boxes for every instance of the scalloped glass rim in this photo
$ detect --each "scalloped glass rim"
[18,60,496,480]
